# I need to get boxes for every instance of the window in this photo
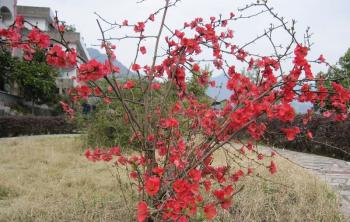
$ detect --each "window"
[0,6,12,24]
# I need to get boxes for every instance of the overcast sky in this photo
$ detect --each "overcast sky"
[17,0,350,74]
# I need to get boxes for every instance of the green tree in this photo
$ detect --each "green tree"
[324,48,350,89]
[14,58,58,112]
[0,50,16,91]
[313,48,350,112]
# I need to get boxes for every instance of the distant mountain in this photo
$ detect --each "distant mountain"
[206,74,312,113]
[87,48,136,78]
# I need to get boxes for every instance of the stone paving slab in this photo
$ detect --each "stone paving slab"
[267,147,350,217]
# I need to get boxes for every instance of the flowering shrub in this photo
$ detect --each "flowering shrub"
[1,1,349,221]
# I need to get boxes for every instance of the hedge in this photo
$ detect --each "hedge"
[0,116,77,137]
[263,115,350,161]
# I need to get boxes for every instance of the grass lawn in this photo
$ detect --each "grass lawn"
[0,135,346,221]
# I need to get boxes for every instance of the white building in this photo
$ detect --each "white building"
[0,1,90,95]
[16,5,90,94]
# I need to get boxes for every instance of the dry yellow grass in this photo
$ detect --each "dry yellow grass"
[0,135,130,222]
[213,149,345,221]
[0,135,346,221]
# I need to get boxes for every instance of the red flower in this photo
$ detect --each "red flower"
[232,169,244,182]
[130,171,138,180]
[281,127,301,141]
[145,176,160,196]
[269,161,277,174]
[78,59,107,82]
[123,80,136,89]
[273,103,295,122]
[213,185,234,209]
[160,118,179,129]
[149,14,155,22]
[122,20,128,26]
[318,54,326,63]
[137,201,149,222]
[188,169,201,182]
[257,153,264,160]
[140,46,147,55]
[204,204,217,220]
[85,149,94,161]
[134,22,145,32]
[103,97,112,104]
[117,156,127,165]
[132,63,141,71]
[46,45,67,68]
[203,180,211,192]
[27,28,50,49]
[247,167,253,175]
[152,166,164,177]
[109,147,121,156]
[209,80,216,87]
[151,82,161,90]
[46,46,76,68]
[66,49,77,67]
[192,63,200,72]
[307,130,313,139]
[173,179,188,194]
[59,101,74,118]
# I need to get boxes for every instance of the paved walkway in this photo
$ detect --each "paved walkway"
[271,148,350,216]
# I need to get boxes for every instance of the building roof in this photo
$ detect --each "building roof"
[17,5,54,24]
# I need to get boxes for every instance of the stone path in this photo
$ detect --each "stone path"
[270,148,350,216]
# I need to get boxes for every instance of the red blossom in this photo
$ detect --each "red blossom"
[140,46,147,55]
[281,127,301,141]
[204,204,217,220]
[188,169,202,182]
[247,168,253,175]
[137,201,149,222]
[27,28,50,49]
[123,80,136,89]
[269,161,277,174]
[59,101,74,118]
[132,63,141,71]
[109,147,121,156]
[149,14,155,22]
[151,82,161,90]
[213,185,234,209]
[307,130,313,139]
[152,166,164,177]
[134,22,145,32]
[318,54,326,63]
[78,59,108,82]
[122,20,129,26]
[192,63,200,72]
[46,45,66,67]
[160,118,179,129]
[145,176,160,196]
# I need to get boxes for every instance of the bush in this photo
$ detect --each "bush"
[77,102,133,149]
[0,116,77,137]
[263,115,350,161]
